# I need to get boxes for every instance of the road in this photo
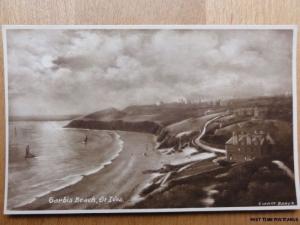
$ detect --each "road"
[193,114,227,154]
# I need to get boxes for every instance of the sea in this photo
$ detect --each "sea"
[7,121,123,209]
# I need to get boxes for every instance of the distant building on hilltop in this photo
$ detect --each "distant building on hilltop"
[233,107,268,120]
[226,130,275,162]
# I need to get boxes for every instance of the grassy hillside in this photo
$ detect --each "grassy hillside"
[164,112,224,137]
[65,103,227,150]
[82,103,223,126]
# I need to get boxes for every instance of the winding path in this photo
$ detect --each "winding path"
[193,115,227,154]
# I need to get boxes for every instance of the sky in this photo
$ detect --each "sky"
[6,28,293,117]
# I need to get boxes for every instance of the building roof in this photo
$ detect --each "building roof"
[226,132,275,146]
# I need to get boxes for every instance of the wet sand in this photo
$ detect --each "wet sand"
[16,131,167,210]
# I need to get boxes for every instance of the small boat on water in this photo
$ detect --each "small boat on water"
[83,135,88,144]
[25,145,36,159]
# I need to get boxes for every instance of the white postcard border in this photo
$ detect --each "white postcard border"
[2,25,299,215]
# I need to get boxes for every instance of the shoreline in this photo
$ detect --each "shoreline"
[9,129,123,209]
[14,130,167,210]
[13,128,219,210]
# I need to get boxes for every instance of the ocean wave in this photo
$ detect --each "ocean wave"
[13,131,124,209]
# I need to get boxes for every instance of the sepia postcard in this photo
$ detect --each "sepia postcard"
[2,25,300,214]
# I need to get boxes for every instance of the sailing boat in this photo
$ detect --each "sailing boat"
[25,145,36,158]
[83,135,88,144]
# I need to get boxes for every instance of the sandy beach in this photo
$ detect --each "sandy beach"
[16,131,172,210]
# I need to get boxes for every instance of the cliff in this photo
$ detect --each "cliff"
[65,104,226,150]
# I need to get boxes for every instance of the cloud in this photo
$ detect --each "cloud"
[6,29,293,116]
